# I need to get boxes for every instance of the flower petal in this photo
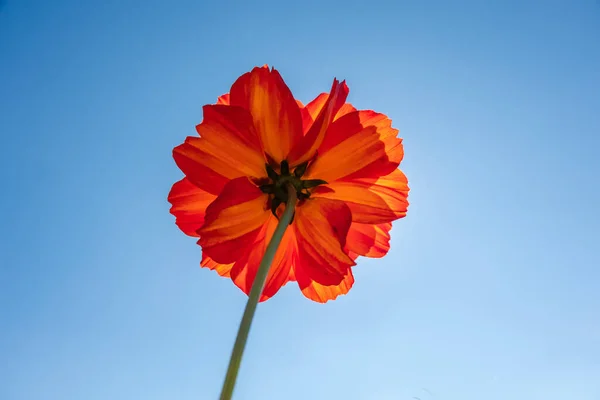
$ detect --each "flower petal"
[319,110,397,154]
[217,93,230,105]
[201,253,233,278]
[168,178,217,237]
[335,103,358,120]
[198,177,270,264]
[300,93,328,133]
[295,267,354,303]
[230,215,295,301]
[301,92,356,131]
[313,169,409,224]
[196,105,265,175]
[173,105,267,195]
[229,66,303,162]
[345,222,392,258]
[304,110,403,183]
[172,139,231,195]
[287,79,349,167]
[293,197,355,286]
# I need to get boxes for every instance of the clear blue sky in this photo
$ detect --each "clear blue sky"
[1,1,599,399]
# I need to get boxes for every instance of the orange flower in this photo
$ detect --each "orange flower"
[168,66,409,303]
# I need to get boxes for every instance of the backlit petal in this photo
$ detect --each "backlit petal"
[173,105,266,194]
[296,267,354,303]
[301,92,356,130]
[172,139,230,195]
[335,103,358,120]
[304,110,403,183]
[301,93,328,132]
[217,93,230,105]
[168,178,217,237]
[287,79,349,167]
[230,66,303,162]
[313,169,409,224]
[345,222,392,258]
[293,197,355,286]
[230,215,295,301]
[196,105,265,175]
[198,177,270,264]
[319,110,398,154]
[201,253,233,278]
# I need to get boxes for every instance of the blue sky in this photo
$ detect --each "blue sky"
[1,1,599,399]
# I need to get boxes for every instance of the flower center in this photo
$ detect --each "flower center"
[259,160,327,219]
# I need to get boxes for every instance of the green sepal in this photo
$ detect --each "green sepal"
[259,184,275,194]
[297,191,311,200]
[302,179,328,189]
[280,160,290,176]
[270,197,282,218]
[293,161,308,178]
[266,164,279,182]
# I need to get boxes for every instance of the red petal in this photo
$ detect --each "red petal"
[230,215,295,301]
[319,110,397,154]
[287,79,349,167]
[217,93,230,105]
[196,105,265,174]
[172,140,231,195]
[229,66,303,162]
[293,197,355,286]
[173,105,266,195]
[295,267,355,303]
[198,177,270,264]
[301,92,356,133]
[304,110,403,183]
[300,93,328,134]
[314,169,409,224]
[335,103,358,120]
[168,178,217,237]
[345,222,392,258]
[201,253,233,278]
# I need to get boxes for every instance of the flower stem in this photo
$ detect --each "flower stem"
[219,184,297,400]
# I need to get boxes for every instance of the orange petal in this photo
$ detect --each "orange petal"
[336,111,404,181]
[230,215,295,301]
[198,177,270,264]
[168,178,217,237]
[314,169,409,224]
[196,105,265,175]
[304,110,403,183]
[173,105,266,195]
[287,265,297,281]
[345,222,392,258]
[295,267,355,303]
[201,253,233,278]
[342,134,404,181]
[287,79,349,167]
[301,92,356,131]
[319,110,397,154]
[293,197,355,286]
[303,93,329,131]
[217,93,230,105]
[229,66,303,162]
[172,139,231,195]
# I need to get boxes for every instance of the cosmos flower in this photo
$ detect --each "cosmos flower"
[168,66,409,302]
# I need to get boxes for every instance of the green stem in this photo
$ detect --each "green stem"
[219,184,297,400]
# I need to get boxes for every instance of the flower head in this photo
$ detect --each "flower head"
[168,66,409,302]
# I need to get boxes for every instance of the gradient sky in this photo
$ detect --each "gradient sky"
[1,1,599,399]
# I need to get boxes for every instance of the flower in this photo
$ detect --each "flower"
[168,66,409,303]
